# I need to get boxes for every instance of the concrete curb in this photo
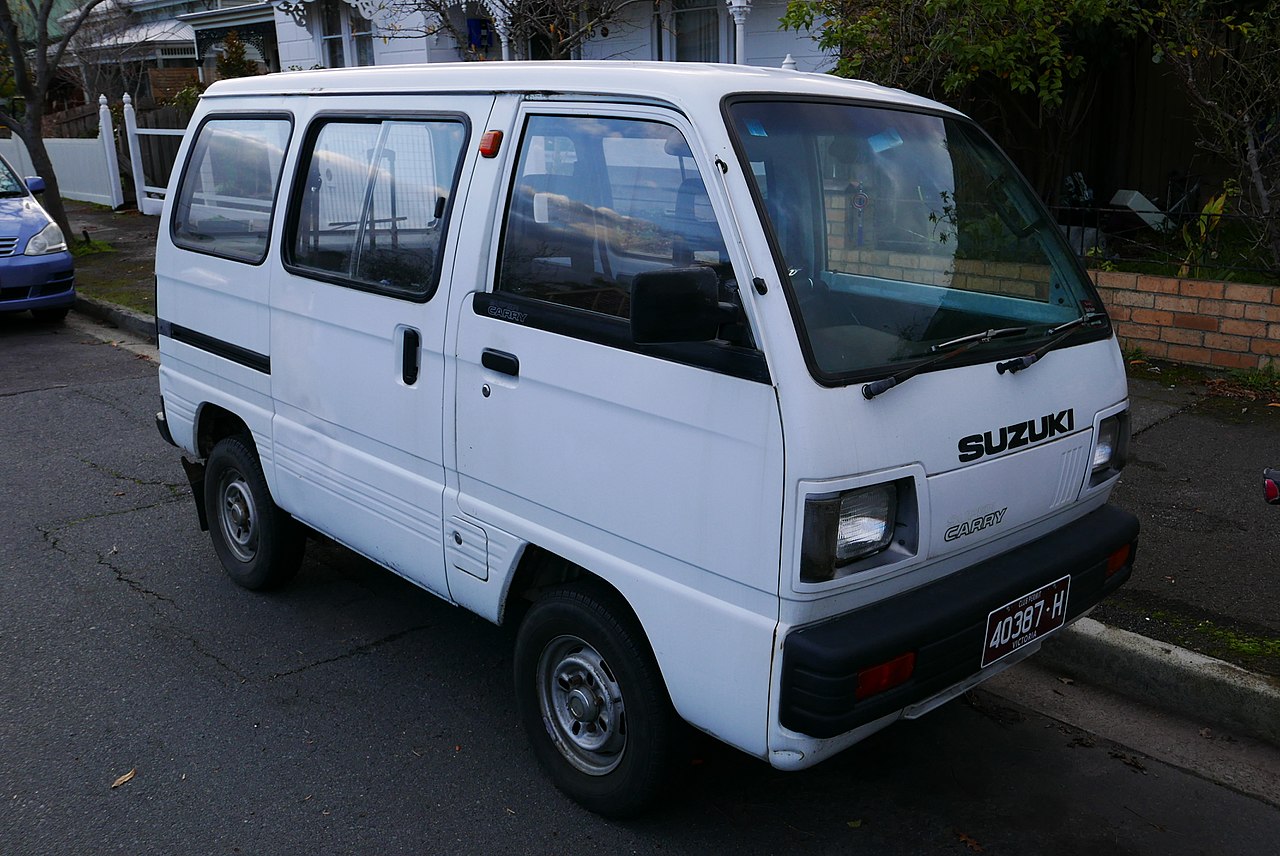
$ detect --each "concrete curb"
[1040,618,1280,747]
[74,295,155,342]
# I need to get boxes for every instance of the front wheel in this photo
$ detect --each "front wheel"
[514,582,676,818]
[204,435,304,590]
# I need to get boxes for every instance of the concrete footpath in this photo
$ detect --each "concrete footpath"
[66,203,1280,750]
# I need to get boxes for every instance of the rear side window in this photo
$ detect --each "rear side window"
[285,118,467,300]
[171,117,292,264]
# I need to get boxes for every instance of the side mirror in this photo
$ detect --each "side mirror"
[631,266,737,344]
[25,176,46,194]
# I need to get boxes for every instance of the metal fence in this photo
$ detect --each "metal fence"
[1053,205,1279,284]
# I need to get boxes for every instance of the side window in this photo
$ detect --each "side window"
[497,114,731,321]
[286,118,466,299]
[171,117,292,264]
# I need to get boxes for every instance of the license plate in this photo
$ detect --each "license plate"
[981,575,1071,668]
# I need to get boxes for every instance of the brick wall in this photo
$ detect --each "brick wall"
[1091,272,1280,370]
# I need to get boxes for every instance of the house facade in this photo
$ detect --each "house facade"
[266,0,827,72]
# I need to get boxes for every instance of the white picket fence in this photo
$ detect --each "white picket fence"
[0,96,124,208]
[0,93,184,215]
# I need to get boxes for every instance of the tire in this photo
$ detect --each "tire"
[514,582,676,818]
[204,435,305,590]
[32,307,69,323]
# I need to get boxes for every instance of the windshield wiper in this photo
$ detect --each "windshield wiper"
[996,312,1107,375]
[863,326,1029,399]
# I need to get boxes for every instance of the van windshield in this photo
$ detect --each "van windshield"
[726,100,1105,383]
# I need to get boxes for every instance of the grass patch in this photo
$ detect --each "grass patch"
[1093,594,1280,678]
[71,238,115,257]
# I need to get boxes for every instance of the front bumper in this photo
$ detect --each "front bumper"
[780,504,1138,738]
[0,250,75,312]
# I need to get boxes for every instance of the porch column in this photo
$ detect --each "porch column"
[726,0,751,64]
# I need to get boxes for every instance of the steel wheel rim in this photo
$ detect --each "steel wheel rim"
[536,634,627,776]
[217,469,258,563]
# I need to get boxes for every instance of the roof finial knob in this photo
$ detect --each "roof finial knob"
[781,54,797,71]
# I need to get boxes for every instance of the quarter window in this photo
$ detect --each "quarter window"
[171,117,291,264]
[287,118,466,299]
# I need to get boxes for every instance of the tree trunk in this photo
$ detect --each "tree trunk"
[18,112,74,241]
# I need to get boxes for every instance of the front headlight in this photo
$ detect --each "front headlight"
[25,221,67,255]
[1090,411,1130,485]
[801,483,898,582]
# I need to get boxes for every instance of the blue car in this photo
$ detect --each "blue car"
[0,152,75,322]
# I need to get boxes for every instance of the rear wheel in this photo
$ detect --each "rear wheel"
[204,435,304,589]
[514,582,676,818]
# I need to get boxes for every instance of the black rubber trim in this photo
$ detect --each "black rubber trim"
[473,293,771,384]
[780,504,1139,738]
[154,408,176,447]
[156,318,270,375]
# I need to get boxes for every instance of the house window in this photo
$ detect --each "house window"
[658,0,728,63]
[319,0,375,68]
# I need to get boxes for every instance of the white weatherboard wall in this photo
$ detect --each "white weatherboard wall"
[272,1,829,68]
[274,8,467,68]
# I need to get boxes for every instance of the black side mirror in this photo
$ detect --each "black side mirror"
[631,266,738,344]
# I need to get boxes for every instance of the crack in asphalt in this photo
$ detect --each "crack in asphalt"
[73,385,153,422]
[267,625,433,681]
[75,454,187,497]
[1132,396,1204,438]
[94,548,181,610]
[0,384,70,398]
[188,636,250,683]
[51,497,189,529]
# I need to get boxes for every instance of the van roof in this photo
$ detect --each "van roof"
[201,60,956,116]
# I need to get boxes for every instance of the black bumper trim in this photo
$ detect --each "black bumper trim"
[780,504,1139,738]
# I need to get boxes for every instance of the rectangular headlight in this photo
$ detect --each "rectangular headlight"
[801,483,898,582]
[1090,411,1130,485]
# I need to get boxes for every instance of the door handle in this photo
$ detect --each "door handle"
[402,328,421,385]
[481,348,519,377]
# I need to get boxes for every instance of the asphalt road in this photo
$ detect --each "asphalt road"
[1093,378,1280,676]
[3,313,1278,855]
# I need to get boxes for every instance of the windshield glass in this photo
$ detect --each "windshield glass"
[0,158,25,196]
[727,100,1104,382]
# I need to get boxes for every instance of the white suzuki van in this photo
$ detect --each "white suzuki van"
[154,62,1138,816]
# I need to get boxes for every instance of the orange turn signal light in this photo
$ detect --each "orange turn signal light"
[479,130,503,158]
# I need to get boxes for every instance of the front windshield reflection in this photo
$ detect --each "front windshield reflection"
[728,101,1101,381]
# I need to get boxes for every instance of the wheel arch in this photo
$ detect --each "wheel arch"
[194,402,253,458]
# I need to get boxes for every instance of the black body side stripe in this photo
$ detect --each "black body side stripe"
[156,318,271,375]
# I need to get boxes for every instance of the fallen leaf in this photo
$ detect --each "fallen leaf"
[111,768,136,789]
[847,819,863,828]
[113,491,126,497]
[1268,403,1280,408]
[1057,676,1075,685]
[955,830,984,852]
